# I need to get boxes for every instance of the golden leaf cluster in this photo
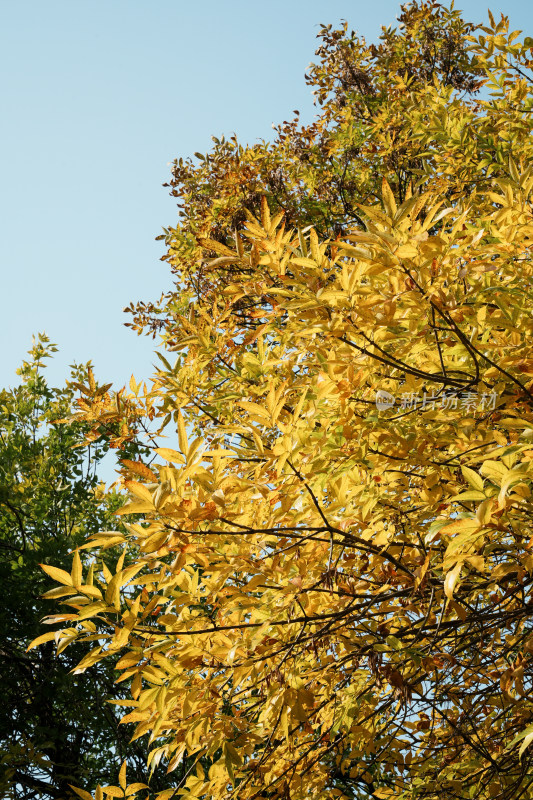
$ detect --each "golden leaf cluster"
[33,8,533,800]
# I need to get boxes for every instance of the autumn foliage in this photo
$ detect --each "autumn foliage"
[34,5,533,799]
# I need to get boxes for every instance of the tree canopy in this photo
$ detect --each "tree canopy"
[35,5,533,800]
[0,336,165,799]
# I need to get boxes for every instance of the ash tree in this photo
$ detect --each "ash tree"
[0,336,165,799]
[35,5,533,799]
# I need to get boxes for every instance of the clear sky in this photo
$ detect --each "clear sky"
[2,0,533,394]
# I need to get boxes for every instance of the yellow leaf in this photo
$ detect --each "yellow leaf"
[79,584,103,599]
[68,786,95,800]
[476,498,493,525]
[121,459,158,482]
[77,601,109,620]
[177,410,188,455]
[26,631,59,652]
[381,177,397,217]
[42,586,78,599]
[154,448,185,464]
[124,480,154,505]
[118,761,127,791]
[71,550,82,586]
[102,787,124,798]
[203,448,236,459]
[461,466,484,492]
[40,563,73,586]
[444,562,463,601]
[480,460,508,484]
[492,564,520,580]
[395,244,418,258]
[105,573,123,609]
[291,256,320,269]
[41,613,78,624]
[238,400,271,422]
[497,468,528,508]
[125,784,149,796]
[520,731,533,759]
[309,227,320,262]
[260,195,270,230]
[114,502,153,516]
[197,237,237,258]
[440,518,480,535]
[465,555,484,571]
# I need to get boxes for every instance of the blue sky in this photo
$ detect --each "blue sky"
[2,0,533,394]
